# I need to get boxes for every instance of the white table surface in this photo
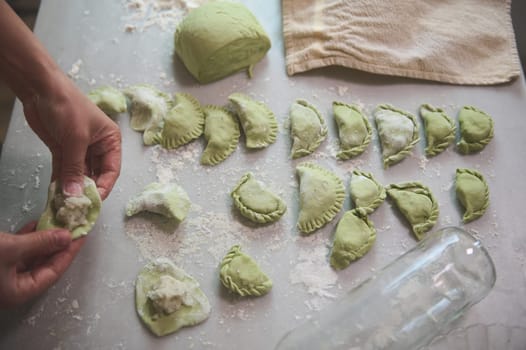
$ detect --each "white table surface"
[1,1,526,349]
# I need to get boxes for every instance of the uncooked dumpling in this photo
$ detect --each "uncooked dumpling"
[349,170,386,215]
[289,99,328,159]
[174,1,271,83]
[88,85,127,117]
[296,162,344,234]
[201,105,240,165]
[135,258,210,336]
[37,176,102,240]
[419,104,455,156]
[456,168,490,222]
[333,101,372,160]
[457,106,494,154]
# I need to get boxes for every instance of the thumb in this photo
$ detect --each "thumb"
[60,141,87,196]
[15,229,72,262]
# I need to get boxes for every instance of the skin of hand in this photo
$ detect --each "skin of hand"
[0,222,85,308]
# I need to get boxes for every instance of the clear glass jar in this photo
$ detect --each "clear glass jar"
[275,227,496,350]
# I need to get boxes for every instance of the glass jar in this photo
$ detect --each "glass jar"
[275,227,496,350]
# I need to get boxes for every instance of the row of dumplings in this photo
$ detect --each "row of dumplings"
[88,85,495,168]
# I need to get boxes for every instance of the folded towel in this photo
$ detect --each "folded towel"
[282,0,521,85]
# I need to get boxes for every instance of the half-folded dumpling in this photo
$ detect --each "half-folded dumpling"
[419,104,455,156]
[126,182,191,224]
[156,92,204,149]
[333,101,372,160]
[220,245,272,297]
[330,209,376,270]
[296,162,345,234]
[456,168,490,222]
[290,99,328,159]
[386,182,439,240]
[135,258,210,336]
[374,104,420,168]
[349,170,386,215]
[457,106,494,154]
[228,93,277,149]
[231,173,286,224]
[124,84,172,145]
[201,105,240,165]
[88,85,127,117]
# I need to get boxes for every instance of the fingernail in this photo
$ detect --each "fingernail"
[63,182,83,196]
[52,230,72,247]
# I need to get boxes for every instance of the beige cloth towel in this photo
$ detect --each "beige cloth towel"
[282,0,521,85]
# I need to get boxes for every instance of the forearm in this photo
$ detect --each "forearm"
[0,0,60,103]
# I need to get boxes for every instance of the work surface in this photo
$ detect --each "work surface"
[1,1,526,349]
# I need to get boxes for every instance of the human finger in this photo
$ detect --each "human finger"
[13,229,71,263]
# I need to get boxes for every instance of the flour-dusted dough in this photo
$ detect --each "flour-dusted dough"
[289,99,328,159]
[37,176,102,240]
[87,85,127,117]
[201,105,240,165]
[174,1,271,83]
[135,258,210,336]
[349,170,386,215]
[333,101,372,160]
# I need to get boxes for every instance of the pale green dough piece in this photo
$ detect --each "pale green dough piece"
[419,104,455,156]
[456,168,490,222]
[330,209,376,270]
[124,84,172,145]
[350,170,386,215]
[457,106,494,154]
[126,182,190,224]
[87,85,127,117]
[387,182,439,241]
[37,176,101,240]
[156,92,204,149]
[220,245,272,297]
[231,173,286,224]
[374,104,420,168]
[135,258,210,337]
[290,99,328,159]
[333,101,372,160]
[174,1,271,83]
[201,105,240,165]
[228,93,277,149]
[296,162,345,234]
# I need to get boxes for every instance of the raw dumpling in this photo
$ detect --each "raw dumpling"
[37,176,102,240]
[220,245,273,297]
[174,1,271,83]
[126,182,190,224]
[201,105,240,165]
[456,168,490,222]
[419,104,455,156]
[333,101,372,160]
[330,209,376,270]
[231,173,286,224]
[135,258,210,336]
[156,92,204,149]
[87,85,127,117]
[349,170,386,215]
[124,84,172,145]
[374,104,420,168]
[290,99,328,159]
[296,162,345,234]
[457,106,494,154]
[387,182,439,240]
[228,93,277,148]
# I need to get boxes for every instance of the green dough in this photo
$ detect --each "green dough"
[231,173,286,224]
[296,162,345,234]
[349,170,386,215]
[124,84,172,145]
[419,104,455,156]
[156,92,204,149]
[330,209,376,270]
[174,1,271,83]
[374,104,420,168]
[135,258,210,337]
[201,105,240,165]
[456,168,490,222]
[387,182,439,241]
[457,106,494,154]
[290,99,328,159]
[126,182,190,224]
[228,93,277,149]
[333,101,372,160]
[37,176,102,240]
[220,245,272,297]
[87,85,127,117]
